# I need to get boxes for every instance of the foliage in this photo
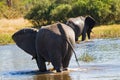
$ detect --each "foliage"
[0,0,120,25]
[24,0,52,27]
[50,4,72,23]
[25,0,120,27]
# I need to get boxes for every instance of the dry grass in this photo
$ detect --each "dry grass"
[0,18,32,33]
[91,24,120,39]
[0,18,120,45]
[0,18,32,45]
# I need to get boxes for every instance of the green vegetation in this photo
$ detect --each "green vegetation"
[0,33,13,45]
[79,53,95,62]
[24,0,120,27]
[0,0,120,26]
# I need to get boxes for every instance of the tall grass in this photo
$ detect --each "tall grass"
[79,53,95,62]
[0,18,32,45]
[0,18,120,45]
[91,24,120,39]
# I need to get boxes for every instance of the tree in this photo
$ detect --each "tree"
[6,0,12,7]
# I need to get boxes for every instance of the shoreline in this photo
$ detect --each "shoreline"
[0,18,120,45]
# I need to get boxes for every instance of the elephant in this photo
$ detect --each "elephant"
[12,16,95,72]
[35,23,76,72]
[12,23,75,72]
[66,16,96,41]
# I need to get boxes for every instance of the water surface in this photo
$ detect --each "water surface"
[0,38,120,80]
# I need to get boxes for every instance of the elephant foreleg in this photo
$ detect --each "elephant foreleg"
[36,56,47,72]
[82,33,86,41]
[87,30,91,39]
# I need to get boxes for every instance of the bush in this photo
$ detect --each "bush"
[24,0,120,27]
[24,0,53,27]
[50,4,72,23]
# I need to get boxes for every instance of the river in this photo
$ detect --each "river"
[0,38,120,80]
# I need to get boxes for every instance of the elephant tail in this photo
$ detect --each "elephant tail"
[66,39,80,67]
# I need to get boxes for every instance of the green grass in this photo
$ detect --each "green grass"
[0,33,14,45]
[79,53,95,62]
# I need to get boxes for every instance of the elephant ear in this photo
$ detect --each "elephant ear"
[85,16,96,29]
[12,28,38,59]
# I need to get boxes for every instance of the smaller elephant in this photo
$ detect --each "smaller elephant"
[66,16,96,41]
[12,28,38,59]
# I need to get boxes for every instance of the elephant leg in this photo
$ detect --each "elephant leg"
[50,51,62,72]
[82,32,86,41]
[36,56,47,72]
[62,46,72,71]
[87,31,91,39]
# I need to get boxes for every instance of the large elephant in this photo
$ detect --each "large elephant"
[66,16,96,41]
[12,23,75,72]
[35,23,75,72]
[12,16,95,72]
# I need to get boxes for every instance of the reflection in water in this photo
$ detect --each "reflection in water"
[4,70,41,76]
[0,38,120,80]
[34,72,71,80]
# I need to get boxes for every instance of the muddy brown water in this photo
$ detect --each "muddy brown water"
[0,38,120,80]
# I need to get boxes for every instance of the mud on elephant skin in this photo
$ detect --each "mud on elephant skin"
[66,16,96,41]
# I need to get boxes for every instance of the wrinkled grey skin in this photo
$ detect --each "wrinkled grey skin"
[35,23,75,72]
[12,28,38,59]
[66,16,96,41]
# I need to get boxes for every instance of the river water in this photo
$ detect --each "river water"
[0,38,120,80]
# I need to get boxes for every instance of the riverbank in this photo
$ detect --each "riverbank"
[0,18,32,45]
[0,18,120,45]
[92,24,120,39]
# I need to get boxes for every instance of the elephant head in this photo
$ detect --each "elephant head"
[66,16,96,41]
[12,28,38,59]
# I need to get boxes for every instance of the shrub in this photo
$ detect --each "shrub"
[24,0,120,27]
[24,0,53,27]
[50,4,72,23]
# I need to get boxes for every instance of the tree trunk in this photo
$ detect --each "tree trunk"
[6,0,12,7]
